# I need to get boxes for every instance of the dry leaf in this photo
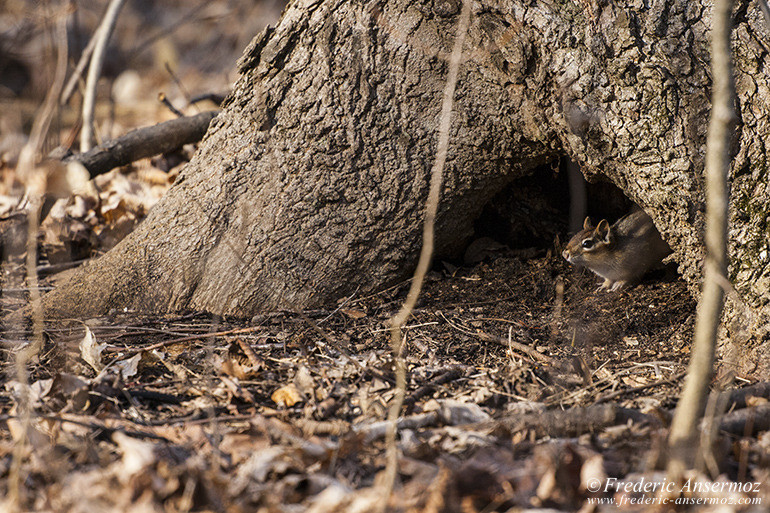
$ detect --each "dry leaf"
[271,384,303,407]
[79,326,106,373]
[28,378,54,407]
[293,366,315,398]
[341,308,367,319]
[113,353,142,379]
[621,375,649,387]
[113,431,157,482]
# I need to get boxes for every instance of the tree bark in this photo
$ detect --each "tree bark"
[42,0,770,357]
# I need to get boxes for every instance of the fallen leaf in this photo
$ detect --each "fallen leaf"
[293,366,315,398]
[341,308,367,319]
[113,431,157,482]
[113,353,142,379]
[79,326,106,373]
[271,384,303,407]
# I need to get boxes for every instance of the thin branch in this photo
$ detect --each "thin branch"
[379,0,472,508]
[80,0,125,152]
[60,27,98,105]
[8,12,70,510]
[667,0,735,482]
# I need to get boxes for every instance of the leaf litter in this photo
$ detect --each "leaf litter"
[1,1,769,510]
[2,257,769,511]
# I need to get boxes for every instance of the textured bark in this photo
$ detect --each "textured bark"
[43,0,770,361]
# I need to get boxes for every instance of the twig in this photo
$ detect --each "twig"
[593,371,686,403]
[718,403,770,435]
[440,311,553,364]
[359,412,441,443]
[236,337,264,369]
[37,259,88,276]
[189,92,228,106]
[118,325,266,356]
[158,92,185,118]
[60,27,98,105]
[726,381,770,409]
[667,0,735,481]
[318,285,360,324]
[66,111,217,177]
[80,0,126,152]
[164,62,196,111]
[473,329,553,365]
[0,414,171,442]
[380,1,472,508]
[9,11,70,510]
[403,365,469,411]
[493,403,656,439]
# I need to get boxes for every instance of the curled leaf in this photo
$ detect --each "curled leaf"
[79,326,106,373]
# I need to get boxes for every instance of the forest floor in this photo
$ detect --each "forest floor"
[2,254,769,511]
[1,1,769,511]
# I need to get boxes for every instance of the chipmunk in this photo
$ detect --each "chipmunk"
[562,209,671,291]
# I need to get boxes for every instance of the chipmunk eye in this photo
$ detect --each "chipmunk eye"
[581,239,594,249]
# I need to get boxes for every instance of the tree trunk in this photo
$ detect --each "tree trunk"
[43,0,770,363]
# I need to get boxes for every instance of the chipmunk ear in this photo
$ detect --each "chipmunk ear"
[595,219,611,243]
[583,217,593,230]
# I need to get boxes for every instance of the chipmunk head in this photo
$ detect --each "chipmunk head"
[562,217,613,264]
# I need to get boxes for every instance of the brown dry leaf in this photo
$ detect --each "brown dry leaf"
[621,375,649,387]
[220,433,272,466]
[136,167,171,186]
[272,384,303,407]
[101,197,132,225]
[79,326,105,373]
[221,356,247,379]
[22,160,89,198]
[113,431,157,483]
[306,484,351,513]
[231,446,295,493]
[220,352,261,380]
[150,349,189,381]
[7,416,51,448]
[113,353,143,379]
[293,365,315,398]
[341,308,367,319]
[95,210,139,250]
[40,198,94,263]
[65,194,92,218]
[29,378,54,407]
[55,373,91,412]
[221,375,255,403]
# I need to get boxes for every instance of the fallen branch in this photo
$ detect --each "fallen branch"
[360,412,440,443]
[0,413,171,442]
[593,371,686,404]
[726,381,770,409]
[403,365,469,411]
[65,110,218,177]
[493,403,656,439]
[718,403,770,435]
